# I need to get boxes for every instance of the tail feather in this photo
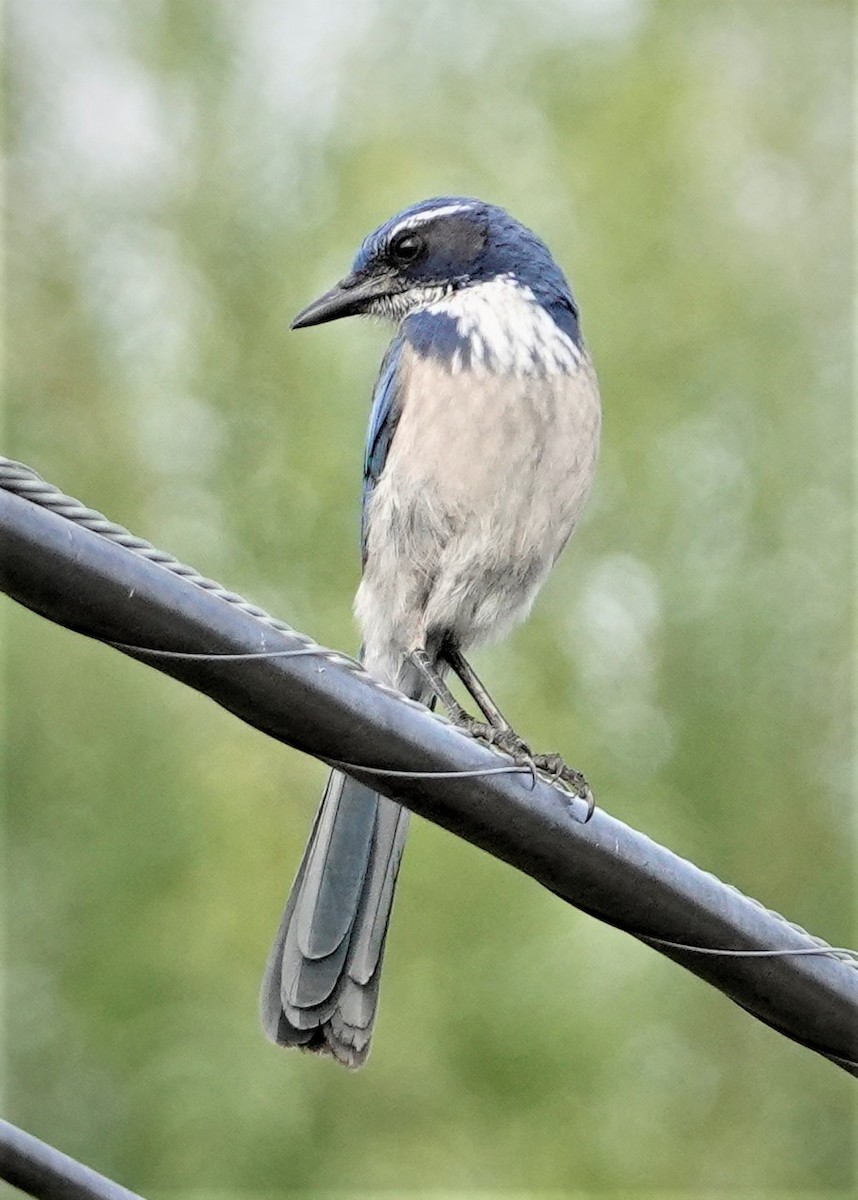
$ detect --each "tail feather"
[260,769,409,1068]
[348,802,409,984]
[297,773,377,957]
[328,974,380,1059]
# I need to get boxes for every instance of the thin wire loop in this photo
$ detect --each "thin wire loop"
[642,935,858,961]
[326,758,532,780]
[108,638,593,805]
[106,640,361,665]
[106,641,558,790]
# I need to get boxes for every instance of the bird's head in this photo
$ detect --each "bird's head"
[291,197,574,330]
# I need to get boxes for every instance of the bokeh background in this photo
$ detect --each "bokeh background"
[4,0,855,1195]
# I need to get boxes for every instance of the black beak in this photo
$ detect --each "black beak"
[290,270,392,330]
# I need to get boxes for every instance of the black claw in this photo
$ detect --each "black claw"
[454,717,592,811]
[581,788,596,822]
[532,753,591,803]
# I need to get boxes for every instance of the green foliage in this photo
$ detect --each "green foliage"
[4,0,854,1194]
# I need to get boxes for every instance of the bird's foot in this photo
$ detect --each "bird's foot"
[457,717,536,776]
[531,752,594,816]
[457,718,593,816]
[457,716,526,755]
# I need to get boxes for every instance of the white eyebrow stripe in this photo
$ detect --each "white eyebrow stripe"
[387,203,474,238]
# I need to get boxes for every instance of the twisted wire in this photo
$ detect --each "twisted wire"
[0,457,405,696]
[1,455,854,970]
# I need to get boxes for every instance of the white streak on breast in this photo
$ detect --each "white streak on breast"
[425,276,581,377]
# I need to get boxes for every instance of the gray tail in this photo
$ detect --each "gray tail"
[260,770,409,1068]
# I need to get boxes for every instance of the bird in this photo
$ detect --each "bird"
[260,196,601,1067]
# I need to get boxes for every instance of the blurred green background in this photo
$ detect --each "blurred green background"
[4,0,854,1195]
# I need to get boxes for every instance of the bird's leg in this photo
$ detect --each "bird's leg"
[406,648,590,804]
[441,644,511,730]
[440,646,538,773]
[439,645,535,760]
[407,648,472,727]
[440,645,592,805]
[407,649,517,752]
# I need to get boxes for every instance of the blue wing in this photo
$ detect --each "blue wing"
[361,335,405,565]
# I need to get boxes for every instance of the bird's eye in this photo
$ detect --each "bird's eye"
[389,233,424,264]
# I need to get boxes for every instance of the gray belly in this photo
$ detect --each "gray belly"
[355,353,600,687]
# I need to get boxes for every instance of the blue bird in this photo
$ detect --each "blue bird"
[260,197,601,1067]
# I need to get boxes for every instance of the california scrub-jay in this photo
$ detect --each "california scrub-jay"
[260,197,601,1066]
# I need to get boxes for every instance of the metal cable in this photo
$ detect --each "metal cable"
[0,458,438,709]
[0,1116,144,1199]
[1,454,855,974]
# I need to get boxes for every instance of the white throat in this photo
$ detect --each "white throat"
[424,276,581,377]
